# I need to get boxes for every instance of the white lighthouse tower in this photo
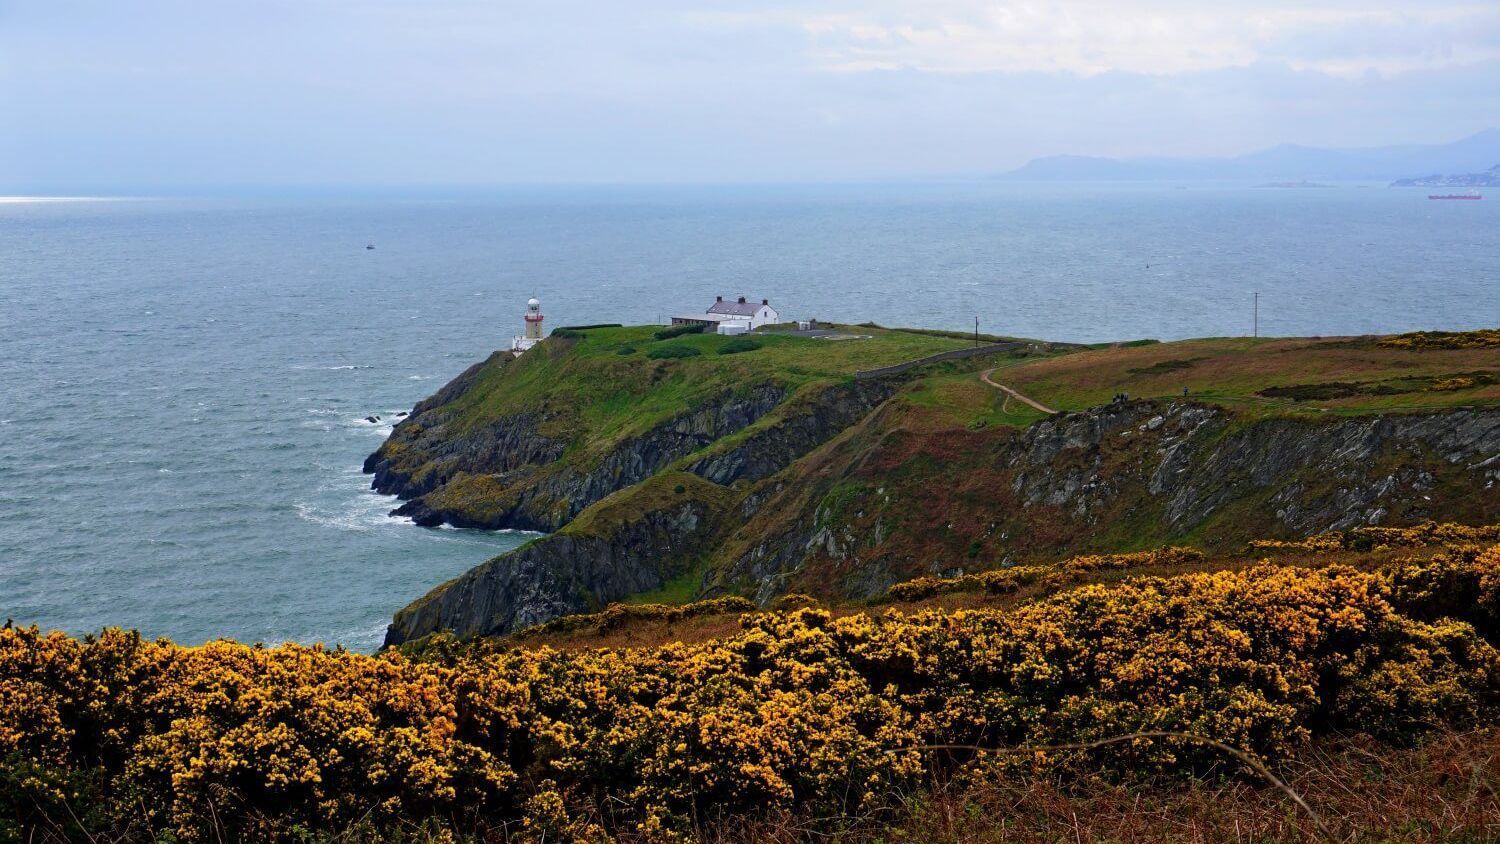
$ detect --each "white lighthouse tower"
[511,297,544,356]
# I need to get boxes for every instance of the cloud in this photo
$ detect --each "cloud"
[1,0,1497,186]
[693,1,1500,78]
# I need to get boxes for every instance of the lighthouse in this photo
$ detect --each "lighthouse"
[511,297,545,356]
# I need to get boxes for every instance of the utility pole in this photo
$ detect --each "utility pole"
[1253,292,1259,339]
[974,316,979,347]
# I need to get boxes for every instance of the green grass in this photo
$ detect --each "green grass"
[427,324,985,466]
[623,556,714,605]
[900,360,1050,430]
[561,471,734,541]
[999,336,1500,420]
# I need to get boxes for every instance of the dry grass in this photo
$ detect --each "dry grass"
[691,729,1500,844]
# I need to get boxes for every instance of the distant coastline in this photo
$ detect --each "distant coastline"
[1000,128,1500,182]
[1391,164,1500,188]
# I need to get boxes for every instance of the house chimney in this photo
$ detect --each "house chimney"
[737,296,746,304]
[761,298,769,305]
[716,296,722,302]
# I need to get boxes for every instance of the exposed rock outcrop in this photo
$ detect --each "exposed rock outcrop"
[685,379,900,485]
[368,377,787,531]
[716,401,1500,602]
[385,476,730,644]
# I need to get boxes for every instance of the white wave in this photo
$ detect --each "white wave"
[291,364,374,372]
[294,494,411,533]
[434,525,543,537]
[347,416,394,437]
[319,621,392,653]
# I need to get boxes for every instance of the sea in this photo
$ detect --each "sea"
[1,182,1495,651]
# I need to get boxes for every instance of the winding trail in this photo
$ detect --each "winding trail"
[980,368,1057,415]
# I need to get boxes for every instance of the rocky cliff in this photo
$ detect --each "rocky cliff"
[387,473,733,644]
[364,345,789,531]
[711,401,1500,602]
[381,378,906,644]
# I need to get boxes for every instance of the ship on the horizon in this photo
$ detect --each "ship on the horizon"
[1428,190,1483,200]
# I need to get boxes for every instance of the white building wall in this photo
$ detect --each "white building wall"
[751,306,779,328]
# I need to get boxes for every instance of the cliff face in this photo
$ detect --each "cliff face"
[712,401,1500,602]
[381,378,904,644]
[385,394,1499,644]
[387,475,731,644]
[365,365,787,531]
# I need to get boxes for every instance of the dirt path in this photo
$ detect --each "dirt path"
[980,368,1057,414]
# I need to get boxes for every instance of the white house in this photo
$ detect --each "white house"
[671,296,780,334]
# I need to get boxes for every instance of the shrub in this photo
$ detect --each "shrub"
[717,337,763,355]
[550,327,584,339]
[1379,329,1500,350]
[646,345,701,360]
[1249,522,1500,553]
[2,539,1497,839]
[616,345,636,356]
[556,323,622,331]
[653,323,706,341]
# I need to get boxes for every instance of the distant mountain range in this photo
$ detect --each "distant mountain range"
[1002,129,1500,182]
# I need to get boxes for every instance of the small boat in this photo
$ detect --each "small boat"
[366,244,376,249]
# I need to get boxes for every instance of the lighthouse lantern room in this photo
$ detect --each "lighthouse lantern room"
[511,297,544,356]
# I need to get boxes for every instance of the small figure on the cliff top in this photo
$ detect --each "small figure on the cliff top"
[512,297,544,356]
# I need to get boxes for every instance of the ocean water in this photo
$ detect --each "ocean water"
[1,183,1495,651]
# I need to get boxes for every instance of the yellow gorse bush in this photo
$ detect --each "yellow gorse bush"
[1249,521,1500,553]
[1377,329,1500,350]
[3,541,1500,840]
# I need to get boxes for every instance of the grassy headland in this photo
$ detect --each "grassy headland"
[373,325,1498,646]
[432,323,1009,456]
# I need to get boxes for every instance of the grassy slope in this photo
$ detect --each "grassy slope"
[864,333,1499,436]
[997,336,1499,421]
[436,324,981,462]
[383,324,1006,529]
[692,333,1499,601]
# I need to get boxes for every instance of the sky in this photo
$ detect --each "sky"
[2,0,1498,189]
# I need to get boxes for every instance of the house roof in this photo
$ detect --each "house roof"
[708,299,772,317]
[672,313,748,323]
